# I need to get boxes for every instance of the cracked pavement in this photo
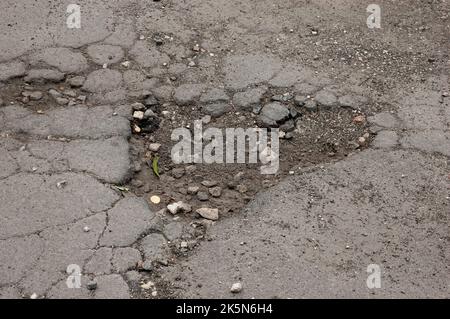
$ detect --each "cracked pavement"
[1,0,449,299]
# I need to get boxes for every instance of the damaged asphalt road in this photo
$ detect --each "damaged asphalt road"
[0,0,449,299]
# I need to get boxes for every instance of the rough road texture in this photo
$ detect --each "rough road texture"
[1,0,449,299]
[166,149,449,298]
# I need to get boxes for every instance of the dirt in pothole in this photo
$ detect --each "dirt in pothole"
[125,94,373,298]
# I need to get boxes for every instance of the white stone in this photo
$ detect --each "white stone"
[133,111,144,120]
[230,282,242,293]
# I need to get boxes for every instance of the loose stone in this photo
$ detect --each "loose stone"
[87,280,98,290]
[201,180,218,187]
[209,186,222,198]
[187,186,200,195]
[149,143,161,152]
[197,191,209,201]
[133,111,145,120]
[171,168,185,179]
[196,207,219,221]
[230,282,242,293]
[167,201,192,215]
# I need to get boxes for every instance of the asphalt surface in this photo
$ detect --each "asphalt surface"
[0,0,449,299]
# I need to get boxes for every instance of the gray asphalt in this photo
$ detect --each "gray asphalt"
[0,0,449,299]
[165,148,450,298]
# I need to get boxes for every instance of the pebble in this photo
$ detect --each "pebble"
[144,109,157,119]
[28,91,43,101]
[87,280,97,290]
[83,226,90,232]
[180,241,188,248]
[133,111,145,120]
[56,180,67,189]
[121,61,131,68]
[280,120,295,132]
[201,115,211,124]
[55,97,69,105]
[133,124,141,133]
[149,143,161,152]
[161,110,170,118]
[353,115,366,124]
[284,132,294,139]
[30,293,38,299]
[197,191,209,201]
[196,207,219,221]
[171,168,185,179]
[230,282,242,293]
[236,184,248,193]
[64,89,77,98]
[271,93,293,102]
[167,201,192,215]
[209,186,222,197]
[201,180,218,187]
[141,281,154,290]
[358,137,366,145]
[187,186,200,195]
